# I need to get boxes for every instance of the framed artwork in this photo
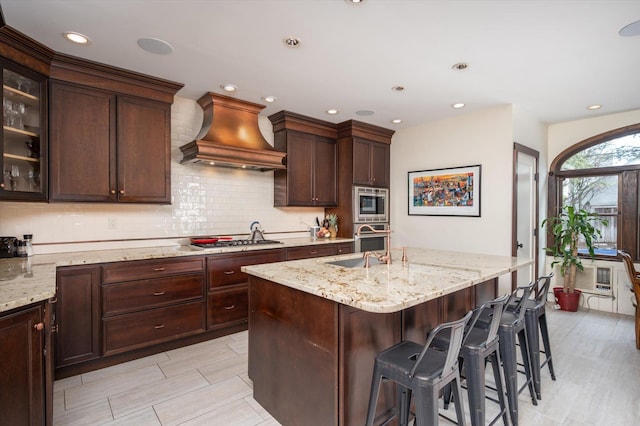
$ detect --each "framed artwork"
[408,164,481,216]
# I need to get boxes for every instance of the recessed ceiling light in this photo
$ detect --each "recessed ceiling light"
[345,0,365,4]
[452,62,469,71]
[63,31,90,45]
[619,20,640,37]
[326,109,339,115]
[391,86,405,92]
[137,37,173,54]
[220,84,238,92]
[587,104,602,110]
[452,103,466,109]
[356,110,374,116]
[391,119,402,124]
[283,36,302,48]
[261,96,277,103]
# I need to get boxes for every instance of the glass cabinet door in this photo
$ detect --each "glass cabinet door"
[1,62,47,201]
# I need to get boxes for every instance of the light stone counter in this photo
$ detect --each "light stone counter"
[242,247,533,313]
[0,237,353,313]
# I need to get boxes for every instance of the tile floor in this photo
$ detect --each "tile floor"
[53,307,640,425]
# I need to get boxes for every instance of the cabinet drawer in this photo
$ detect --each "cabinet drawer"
[335,242,354,255]
[208,249,284,289]
[102,257,205,283]
[102,274,204,316]
[103,301,205,355]
[286,245,337,260]
[207,286,248,329]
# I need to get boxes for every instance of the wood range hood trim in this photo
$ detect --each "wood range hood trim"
[180,93,286,171]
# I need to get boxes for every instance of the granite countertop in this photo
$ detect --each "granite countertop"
[242,247,533,313]
[0,237,353,314]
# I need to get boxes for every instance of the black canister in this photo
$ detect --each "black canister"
[0,237,17,258]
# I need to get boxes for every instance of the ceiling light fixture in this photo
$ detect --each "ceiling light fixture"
[587,104,602,110]
[356,110,374,116]
[619,19,640,37]
[261,96,277,103]
[452,62,469,71]
[326,109,339,115]
[63,31,90,45]
[283,36,302,48]
[391,86,405,92]
[220,84,238,92]
[452,103,466,109]
[345,0,365,4]
[137,37,173,55]
[391,119,402,124]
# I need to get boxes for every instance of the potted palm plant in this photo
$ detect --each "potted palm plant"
[542,205,608,311]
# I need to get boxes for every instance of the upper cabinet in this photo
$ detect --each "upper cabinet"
[269,111,337,207]
[48,54,182,203]
[0,28,50,201]
[352,137,390,188]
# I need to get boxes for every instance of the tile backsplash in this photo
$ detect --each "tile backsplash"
[0,97,324,254]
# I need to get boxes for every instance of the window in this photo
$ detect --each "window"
[548,123,640,260]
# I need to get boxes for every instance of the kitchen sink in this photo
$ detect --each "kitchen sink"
[326,257,384,268]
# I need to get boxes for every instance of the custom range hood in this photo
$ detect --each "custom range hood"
[180,93,286,171]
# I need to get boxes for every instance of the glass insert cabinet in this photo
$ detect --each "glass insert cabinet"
[0,60,47,201]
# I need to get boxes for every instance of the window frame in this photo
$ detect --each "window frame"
[547,122,640,261]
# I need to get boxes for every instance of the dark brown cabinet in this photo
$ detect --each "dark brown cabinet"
[0,302,49,426]
[54,266,101,369]
[270,111,337,207]
[206,249,285,330]
[101,257,206,355]
[49,82,171,203]
[353,138,390,188]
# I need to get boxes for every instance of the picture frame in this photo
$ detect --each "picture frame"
[408,164,481,217]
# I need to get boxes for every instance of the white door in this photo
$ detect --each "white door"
[514,144,539,287]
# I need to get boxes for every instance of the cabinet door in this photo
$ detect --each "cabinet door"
[285,131,315,206]
[352,138,372,186]
[0,61,48,201]
[369,141,390,188]
[0,304,44,426]
[55,266,101,368]
[117,96,171,203]
[313,135,337,206]
[49,82,116,202]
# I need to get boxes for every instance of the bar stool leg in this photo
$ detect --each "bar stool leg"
[398,386,411,426]
[499,330,519,426]
[414,386,439,426]
[365,365,383,426]
[490,349,509,426]
[451,373,467,426]
[538,312,556,380]
[463,353,486,426]
[525,311,542,399]
[517,328,538,405]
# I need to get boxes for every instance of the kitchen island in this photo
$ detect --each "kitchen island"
[243,248,532,426]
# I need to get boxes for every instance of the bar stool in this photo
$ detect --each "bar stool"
[513,273,556,400]
[477,281,538,426]
[365,311,473,426]
[439,294,510,426]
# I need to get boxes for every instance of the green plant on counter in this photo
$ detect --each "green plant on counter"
[326,213,338,229]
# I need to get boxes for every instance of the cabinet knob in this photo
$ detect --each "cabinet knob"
[223,270,235,275]
[33,322,44,331]
[110,189,116,194]
[154,324,165,329]
[0,183,4,188]
[152,267,166,272]
[309,250,318,255]
[153,291,165,296]
[119,189,125,195]
[224,305,235,310]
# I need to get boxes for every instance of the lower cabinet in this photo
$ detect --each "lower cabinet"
[286,242,353,260]
[0,302,51,426]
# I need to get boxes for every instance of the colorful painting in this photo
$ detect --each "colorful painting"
[408,165,481,216]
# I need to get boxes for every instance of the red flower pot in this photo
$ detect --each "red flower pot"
[553,286,581,312]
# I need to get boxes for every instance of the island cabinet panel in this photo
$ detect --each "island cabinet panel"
[54,265,101,369]
[206,249,285,330]
[101,257,206,356]
[249,276,339,426]
[338,305,401,426]
[0,303,46,426]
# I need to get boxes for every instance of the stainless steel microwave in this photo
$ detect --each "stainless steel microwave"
[353,186,389,223]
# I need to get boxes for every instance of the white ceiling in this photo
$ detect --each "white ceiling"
[2,0,640,129]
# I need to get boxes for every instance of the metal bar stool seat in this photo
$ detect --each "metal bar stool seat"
[365,311,473,426]
[438,294,510,426]
[475,282,538,426]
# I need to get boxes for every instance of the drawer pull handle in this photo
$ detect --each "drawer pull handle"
[224,305,235,310]
[223,270,235,275]
[154,324,165,329]
[33,322,44,331]
[310,251,318,255]
[153,291,165,296]
[153,267,166,272]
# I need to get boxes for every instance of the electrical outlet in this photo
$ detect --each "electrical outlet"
[108,217,117,229]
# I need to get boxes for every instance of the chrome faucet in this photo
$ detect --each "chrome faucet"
[355,224,392,267]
